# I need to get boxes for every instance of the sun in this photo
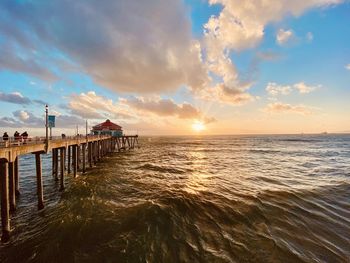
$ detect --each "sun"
[192,120,205,132]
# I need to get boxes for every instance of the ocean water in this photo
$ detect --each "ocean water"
[0,134,349,262]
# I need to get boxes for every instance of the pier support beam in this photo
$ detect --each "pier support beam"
[35,153,44,210]
[77,145,80,170]
[73,145,78,178]
[67,146,71,174]
[14,157,20,196]
[59,148,65,191]
[82,144,86,173]
[0,161,10,242]
[54,148,59,181]
[88,142,92,168]
[8,162,16,212]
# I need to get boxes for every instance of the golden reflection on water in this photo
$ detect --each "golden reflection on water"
[183,147,212,194]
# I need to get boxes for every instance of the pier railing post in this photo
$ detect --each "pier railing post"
[0,160,10,242]
[35,153,44,210]
[8,162,16,212]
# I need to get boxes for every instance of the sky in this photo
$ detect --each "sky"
[0,0,349,136]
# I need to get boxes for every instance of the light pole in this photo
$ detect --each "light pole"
[86,120,88,141]
[45,104,49,152]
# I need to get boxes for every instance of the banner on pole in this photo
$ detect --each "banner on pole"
[48,115,55,128]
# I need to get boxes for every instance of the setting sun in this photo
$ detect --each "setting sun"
[192,121,205,132]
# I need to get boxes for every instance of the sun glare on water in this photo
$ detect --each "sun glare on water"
[192,121,205,132]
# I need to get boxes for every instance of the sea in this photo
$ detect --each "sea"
[0,134,349,262]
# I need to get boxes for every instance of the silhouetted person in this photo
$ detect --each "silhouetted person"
[61,133,66,139]
[3,132,9,141]
[14,131,20,141]
[21,131,28,144]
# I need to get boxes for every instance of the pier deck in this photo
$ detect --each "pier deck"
[0,135,139,242]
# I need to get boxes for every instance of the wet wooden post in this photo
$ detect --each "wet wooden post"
[116,138,120,152]
[59,148,65,191]
[8,162,16,212]
[35,153,44,209]
[14,157,20,196]
[67,146,71,174]
[82,143,86,173]
[0,161,10,242]
[97,141,101,161]
[52,148,56,178]
[88,142,92,168]
[77,145,80,170]
[93,142,97,165]
[73,145,78,178]
[54,148,59,181]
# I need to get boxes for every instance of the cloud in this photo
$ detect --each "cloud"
[345,64,350,70]
[13,110,43,126]
[202,0,342,103]
[0,0,208,93]
[266,82,318,96]
[0,117,18,128]
[67,91,131,120]
[264,102,313,115]
[276,29,294,45]
[0,91,31,105]
[266,82,292,96]
[123,97,205,120]
[294,82,318,94]
[0,44,58,82]
[55,115,86,128]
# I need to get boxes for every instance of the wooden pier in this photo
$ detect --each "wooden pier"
[0,135,139,242]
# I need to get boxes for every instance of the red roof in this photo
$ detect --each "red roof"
[92,119,122,131]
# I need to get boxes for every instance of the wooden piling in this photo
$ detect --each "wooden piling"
[88,142,92,168]
[0,161,10,242]
[54,148,59,181]
[14,157,20,196]
[73,145,78,178]
[35,153,44,209]
[8,162,16,212]
[67,146,71,174]
[59,148,65,191]
[82,143,86,173]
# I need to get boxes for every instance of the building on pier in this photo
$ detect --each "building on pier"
[91,119,123,137]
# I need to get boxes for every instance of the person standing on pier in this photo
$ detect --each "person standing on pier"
[21,131,28,144]
[2,132,9,141]
[14,131,20,141]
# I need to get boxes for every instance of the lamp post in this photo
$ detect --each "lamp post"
[45,105,49,152]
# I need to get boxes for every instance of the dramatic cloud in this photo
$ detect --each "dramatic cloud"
[264,102,313,115]
[266,82,292,96]
[0,91,31,105]
[67,91,129,119]
[123,97,202,119]
[0,0,208,93]
[203,0,342,104]
[276,29,294,45]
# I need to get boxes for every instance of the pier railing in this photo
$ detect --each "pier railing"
[0,135,114,148]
